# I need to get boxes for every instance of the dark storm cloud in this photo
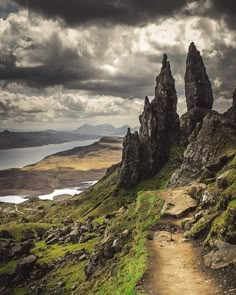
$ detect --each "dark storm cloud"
[184,0,236,30]
[11,0,188,25]
[205,43,236,100]
[211,0,236,29]
[0,57,100,87]
[0,28,102,87]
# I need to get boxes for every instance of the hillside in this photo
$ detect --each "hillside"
[0,137,123,197]
[0,43,235,295]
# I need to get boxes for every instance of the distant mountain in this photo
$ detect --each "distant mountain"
[74,124,139,136]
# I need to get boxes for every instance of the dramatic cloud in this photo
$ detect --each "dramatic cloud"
[10,0,188,26]
[0,1,235,129]
[210,0,236,29]
[0,83,143,129]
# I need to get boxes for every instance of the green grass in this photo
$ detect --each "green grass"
[31,238,100,264]
[0,143,184,294]
[0,222,52,241]
[75,190,164,295]
[0,260,18,274]
[13,288,26,295]
[45,260,86,292]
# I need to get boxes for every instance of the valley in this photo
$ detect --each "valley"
[0,137,123,199]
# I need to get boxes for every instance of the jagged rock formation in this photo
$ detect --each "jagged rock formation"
[119,54,180,188]
[170,84,236,188]
[169,111,236,187]
[119,129,141,188]
[181,43,214,140]
[185,42,214,111]
[119,43,236,189]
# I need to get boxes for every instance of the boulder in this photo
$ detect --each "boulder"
[65,229,79,243]
[200,191,215,207]
[45,234,58,245]
[15,255,37,277]
[204,241,236,269]
[12,241,33,258]
[160,188,198,218]
[188,183,207,200]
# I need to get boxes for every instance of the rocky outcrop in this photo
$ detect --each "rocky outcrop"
[169,111,236,187]
[120,54,180,188]
[44,218,106,245]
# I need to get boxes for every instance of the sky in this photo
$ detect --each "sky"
[0,0,235,130]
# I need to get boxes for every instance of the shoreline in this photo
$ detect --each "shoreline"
[0,180,98,204]
[0,136,122,201]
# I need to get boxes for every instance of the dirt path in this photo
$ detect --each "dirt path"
[142,218,223,295]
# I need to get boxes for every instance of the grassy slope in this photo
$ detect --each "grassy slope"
[1,145,235,294]
[0,145,183,295]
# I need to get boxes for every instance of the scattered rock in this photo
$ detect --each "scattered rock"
[64,216,73,225]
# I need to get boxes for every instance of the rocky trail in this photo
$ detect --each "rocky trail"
[143,217,222,295]
[141,188,225,295]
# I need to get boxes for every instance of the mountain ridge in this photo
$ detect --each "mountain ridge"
[73,123,139,136]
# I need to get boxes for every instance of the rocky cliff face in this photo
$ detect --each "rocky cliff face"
[169,111,236,187]
[119,54,180,188]
[181,43,214,140]
[119,129,141,188]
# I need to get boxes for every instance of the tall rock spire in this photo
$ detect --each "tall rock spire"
[119,54,180,188]
[180,43,215,140]
[155,53,177,107]
[185,42,214,111]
